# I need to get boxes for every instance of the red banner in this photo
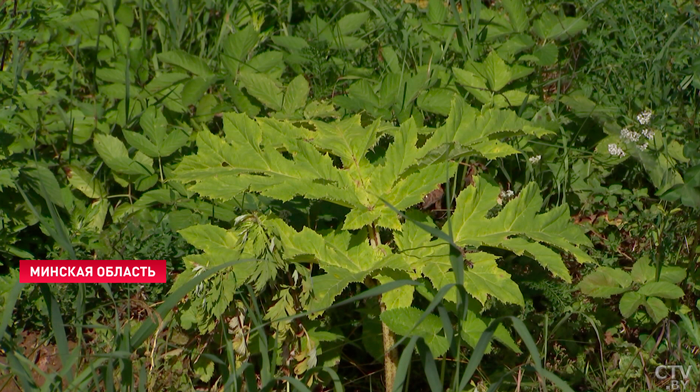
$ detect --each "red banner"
[19,260,167,283]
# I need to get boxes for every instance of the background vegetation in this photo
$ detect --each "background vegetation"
[1,0,700,391]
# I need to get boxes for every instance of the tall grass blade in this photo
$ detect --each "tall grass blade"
[319,367,344,392]
[485,367,519,392]
[38,284,72,383]
[6,350,38,391]
[392,335,419,392]
[389,283,456,352]
[456,316,576,392]
[77,358,108,390]
[243,284,273,387]
[437,306,454,349]
[457,317,496,391]
[118,324,133,390]
[139,363,147,392]
[222,322,237,392]
[105,361,115,392]
[0,281,24,348]
[239,362,258,392]
[536,368,576,392]
[15,182,75,259]
[416,339,442,392]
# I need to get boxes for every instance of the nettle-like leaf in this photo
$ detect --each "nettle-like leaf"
[123,106,189,158]
[221,25,259,76]
[619,292,645,318]
[158,50,213,77]
[65,165,106,199]
[307,14,369,50]
[334,71,430,121]
[645,297,670,323]
[239,73,315,120]
[453,51,538,108]
[94,133,158,191]
[531,11,589,41]
[580,257,685,322]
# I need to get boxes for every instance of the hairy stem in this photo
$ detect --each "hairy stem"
[367,224,398,392]
[381,300,398,392]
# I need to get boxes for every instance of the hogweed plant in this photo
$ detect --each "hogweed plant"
[171,99,594,391]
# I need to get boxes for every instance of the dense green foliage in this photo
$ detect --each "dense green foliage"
[1,0,700,391]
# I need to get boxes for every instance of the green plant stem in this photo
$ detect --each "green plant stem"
[367,223,398,392]
[381,300,398,392]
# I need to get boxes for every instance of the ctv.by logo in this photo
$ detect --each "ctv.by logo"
[655,365,692,390]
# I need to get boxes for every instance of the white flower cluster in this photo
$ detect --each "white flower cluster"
[498,189,516,205]
[620,128,641,142]
[608,143,626,157]
[637,109,653,125]
[528,155,541,164]
[500,189,515,199]
[614,110,656,155]
[641,128,654,140]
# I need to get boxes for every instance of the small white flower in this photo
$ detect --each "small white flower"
[499,190,515,199]
[193,264,206,275]
[641,128,654,140]
[638,142,648,151]
[620,128,641,142]
[608,143,625,157]
[498,189,515,205]
[194,282,204,297]
[637,109,653,125]
[528,155,542,164]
